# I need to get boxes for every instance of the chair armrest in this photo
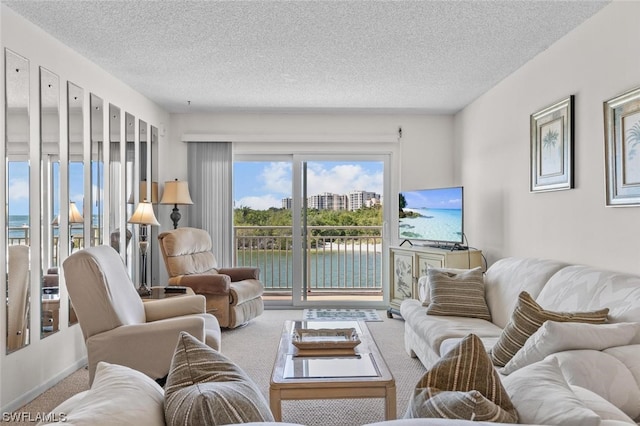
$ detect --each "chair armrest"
[217,267,260,281]
[85,316,206,381]
[143,295,206,322]
[174,274,231,295]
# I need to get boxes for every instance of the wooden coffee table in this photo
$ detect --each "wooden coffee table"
[269,320,396,421]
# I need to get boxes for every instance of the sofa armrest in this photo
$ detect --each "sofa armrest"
[143,295,206,322]
[173,274,231,295]
[218,267,260,281]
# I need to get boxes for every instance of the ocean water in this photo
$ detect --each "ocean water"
[237,251,382,290]
[399,207,462,243]
[8,215,100,238]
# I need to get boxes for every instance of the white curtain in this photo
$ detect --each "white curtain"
[187,142,233,266]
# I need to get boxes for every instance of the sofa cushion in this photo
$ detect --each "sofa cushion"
[490,291,609,367]
[535,264,640,326]
[164,332,274,425]
[603,344,640,390]
[483,257,568,329]
[501,357,600,426]
[500,321,639,375]
[405,334,518,422]
[550,349,640,419]
[425,267,491,321]
[40,362,165,426]
[570,385,635,423]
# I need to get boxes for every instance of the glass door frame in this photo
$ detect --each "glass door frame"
[235,153,391,309]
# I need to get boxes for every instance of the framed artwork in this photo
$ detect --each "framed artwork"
[604,86,640,206]
[530,95,574,192]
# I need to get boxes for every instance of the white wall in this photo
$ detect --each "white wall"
[0,5,169,412]
[455,1,640,274]
[161,112,454,283]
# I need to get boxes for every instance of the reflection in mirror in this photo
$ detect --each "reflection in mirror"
[125,113,135,277]
[68,82,84,326]
[5,49,31,353]
[150,126,159,286]
[40,67,60,338]
[109,105,126,256]
[90,94,104,247]
[138,120,158,286]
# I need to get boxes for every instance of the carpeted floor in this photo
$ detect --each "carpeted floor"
[13,309,425,425]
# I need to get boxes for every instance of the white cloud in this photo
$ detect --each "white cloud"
[260,162,291,194]
[307,163,383,195]
[8,178,29,200]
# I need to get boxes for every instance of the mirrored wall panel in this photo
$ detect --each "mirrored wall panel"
[150,125,159,286]
[40,67,60,338]
[109,104,125,255]
[125,112,135,276]
[90,94,104,247]
[67,82,84,326]
[5,49,31,353]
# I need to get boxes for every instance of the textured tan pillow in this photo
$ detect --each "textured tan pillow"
[405,334,518,422]
[164,332,274,426]
[425,267,491,321]
[490,291,609,367]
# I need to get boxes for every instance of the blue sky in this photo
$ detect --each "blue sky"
[402,186,462,210]
[234,161,384,210]
[8,161,85,217]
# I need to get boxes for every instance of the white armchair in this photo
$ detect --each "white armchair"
[62,245,221,384]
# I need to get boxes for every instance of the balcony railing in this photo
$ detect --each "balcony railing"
[234,225,383,294]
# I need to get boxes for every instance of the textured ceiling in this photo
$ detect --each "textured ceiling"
[3,0,609,114]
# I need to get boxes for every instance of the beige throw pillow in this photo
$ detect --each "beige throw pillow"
[490,291,609,367]
[405,333,518,422]
[425,267,491,321]
[164,332,274,426]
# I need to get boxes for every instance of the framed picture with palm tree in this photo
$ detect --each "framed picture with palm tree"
[530,95,574,192]
[604,86,640,206]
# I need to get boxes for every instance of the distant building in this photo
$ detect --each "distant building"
[348,190,381,211]
[281,197,293,209]
[282,190,381,211]
[308,192,347,211]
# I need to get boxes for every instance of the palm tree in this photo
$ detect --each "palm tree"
[626,121,640,160]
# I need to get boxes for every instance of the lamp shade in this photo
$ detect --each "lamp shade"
[68,202,84,224]
[160,179,193,205]
[127,200,160,226]
[128,180,159,204]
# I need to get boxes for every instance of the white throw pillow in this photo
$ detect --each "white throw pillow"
[418,275,430,306]
[570,385,635,423]
[500,321,640,375]
[39,362,165,426]
[500,357,600,426]
[550,349,640,420]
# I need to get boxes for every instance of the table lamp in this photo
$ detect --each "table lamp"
[159,179,193,229]
[68,201,84,252]
[127,199,160,296]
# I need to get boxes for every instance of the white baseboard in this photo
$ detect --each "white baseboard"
[1,357,87,414]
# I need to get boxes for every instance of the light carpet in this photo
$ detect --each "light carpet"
[303,308,383,322]
[12,309,425,426]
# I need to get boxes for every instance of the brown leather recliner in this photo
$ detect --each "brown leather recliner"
[158,227,264,328]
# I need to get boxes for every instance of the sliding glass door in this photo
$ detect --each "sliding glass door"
[234,154,389,307]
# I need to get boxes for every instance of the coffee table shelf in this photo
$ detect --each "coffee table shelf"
[269,320,396,421]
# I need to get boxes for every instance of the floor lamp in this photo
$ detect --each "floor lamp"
[159,179,193,229]
[128,199,160,296]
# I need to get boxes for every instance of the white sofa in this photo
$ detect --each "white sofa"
[400,257,640,425]
[40,256,640,425]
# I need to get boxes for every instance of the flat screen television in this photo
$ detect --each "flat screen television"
[399,186,464,246]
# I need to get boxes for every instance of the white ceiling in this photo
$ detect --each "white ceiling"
[3,0,610,114]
